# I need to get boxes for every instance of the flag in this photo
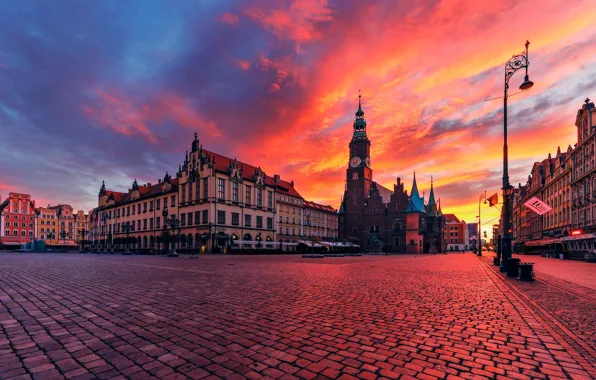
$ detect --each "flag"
[487,193,498,207]
[524,197,552,215]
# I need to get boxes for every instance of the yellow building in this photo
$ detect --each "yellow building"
[49,204,76,247]
[74,210,90,247]
[36,207,59,245]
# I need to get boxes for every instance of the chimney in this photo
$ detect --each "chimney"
[147,183,152,187]
[274,174,280,183]
[158,179,162,184]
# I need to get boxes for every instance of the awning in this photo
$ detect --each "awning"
[525,238,561,247]
[561,233,596,241]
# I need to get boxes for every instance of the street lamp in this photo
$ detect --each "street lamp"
[502,41,533,272]
[122,222,132,253]
[47,231,56,246]
[166,215,180,255]
[60,228,66,248]
[79,228,88,251]
[478,192,488,256]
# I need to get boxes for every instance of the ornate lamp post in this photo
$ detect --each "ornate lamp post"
[60,228,66,248]
[47,231,55,246]
[79,228,88,251]
[167,214,180,255]
[501,41,534,272]
[478,191,488,256]
[122,222,132,253]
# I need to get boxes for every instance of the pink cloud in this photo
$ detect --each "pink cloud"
[220,12,240,25]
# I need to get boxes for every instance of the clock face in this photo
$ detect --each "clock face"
[350,157,362,168]
[365,158,371,167]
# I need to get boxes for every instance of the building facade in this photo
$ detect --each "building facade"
[339,97,444,253]
[36,206,59,244]
[443,214,467,251]
[276,177,304,250]
[566,98,596,255]
[74,210,90,247]
[49,204,76,247]
[304,201,338,241]
[0,193,36,247]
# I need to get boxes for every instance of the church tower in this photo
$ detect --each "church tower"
[344,94,373,243]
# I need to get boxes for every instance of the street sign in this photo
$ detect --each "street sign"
[523,196,552,215]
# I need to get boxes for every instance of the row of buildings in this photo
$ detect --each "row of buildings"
[90,133,339,253]
[507,98,596,258]
[0,193,91,248]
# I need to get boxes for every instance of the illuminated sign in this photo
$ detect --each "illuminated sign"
[571,230,582,236]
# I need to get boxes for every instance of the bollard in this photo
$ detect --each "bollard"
[506,258,521,277]
[517,262,534,281]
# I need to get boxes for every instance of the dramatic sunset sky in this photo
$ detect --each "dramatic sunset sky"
[1,0,596,226]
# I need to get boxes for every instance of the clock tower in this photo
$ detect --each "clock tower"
[344,95,373,243]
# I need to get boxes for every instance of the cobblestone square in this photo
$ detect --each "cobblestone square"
[0,253,594,380]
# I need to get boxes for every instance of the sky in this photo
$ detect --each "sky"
[1,0,595,227]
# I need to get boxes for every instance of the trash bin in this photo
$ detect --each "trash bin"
[507,258,521,277]
[518,262,534,281]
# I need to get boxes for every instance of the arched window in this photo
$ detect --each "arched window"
[231,233,239,241]
[137,236,141,248]
[244,233,252,241]
[143,236,147,248]
[150,236,155,248]
[181,234,187,248]
[187,234,193,248]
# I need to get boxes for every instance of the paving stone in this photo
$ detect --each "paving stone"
[0,253,594,379]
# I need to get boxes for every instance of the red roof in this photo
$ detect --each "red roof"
[203,149,302,199]
[443,214,461,223]
[304,200,336,214]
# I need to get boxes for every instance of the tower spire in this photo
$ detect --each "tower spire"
[427,175,438,216]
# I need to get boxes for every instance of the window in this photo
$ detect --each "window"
[267,217,273,230]
[13,222,17,227]
[137,204,141,214]
[4,222,8,227]
[203,178,209,200]
[286,227,289,235]
[149,200,154,211]
[218,178,225,200]
[232,212,240,226]
[292,228,295,235]
[195,211,200,225]
[196,180,201,201]
[188,181,192,202]
[267,191,273,208]
[143,219,148,229]
[232,180,239,202]
[257,187,262,207]
[156,217,161,229]
[257,216,263,229]
[171,196,176,207]
[182,184,186,203]
[156,199,160,210]
[246,185,251,205]
[217,211,226,224]
[187,212,193,226]
[127,206,130,215]
[150,218,154,229]
[137,220,141,230]
[279,216,282,222]
[202,210,208,224]
[181,213,186,226]
[21,223,25,228]
[245,214,252,227]
[41,228,45,232]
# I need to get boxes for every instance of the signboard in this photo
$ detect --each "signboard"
[523,196,552,215]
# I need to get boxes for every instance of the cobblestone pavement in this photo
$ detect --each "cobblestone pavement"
[512,254,596,290]
[0,253,595,380]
